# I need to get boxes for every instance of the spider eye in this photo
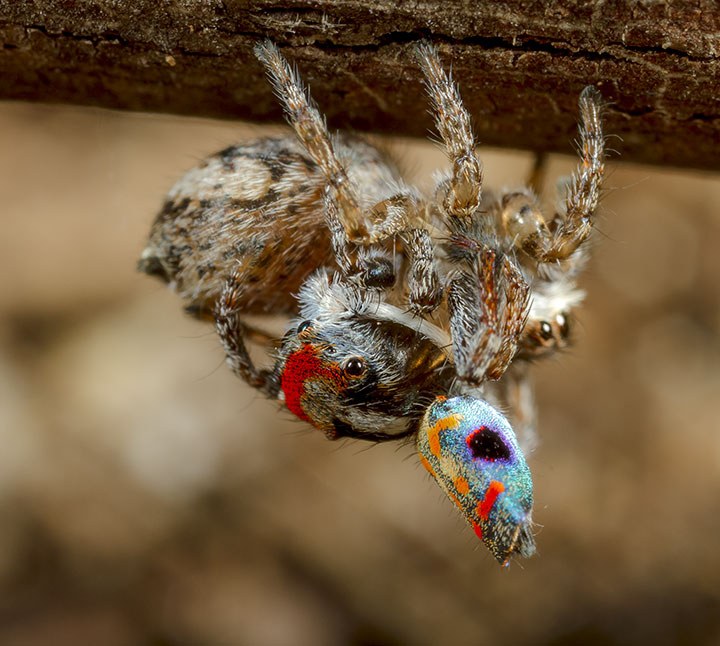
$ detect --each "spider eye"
[556,312,570,337]
[342,356,367,378]
[297,320,312,334]
[467,426,511,462]
[539,321,553,340]
[364,258,395,289]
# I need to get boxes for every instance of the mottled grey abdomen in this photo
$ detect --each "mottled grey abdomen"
[139,134,401,316]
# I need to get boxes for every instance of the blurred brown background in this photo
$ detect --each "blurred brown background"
[0,100,718,645]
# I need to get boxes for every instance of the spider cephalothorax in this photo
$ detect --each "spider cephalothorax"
[276,305,454,442]
[140,40,606,564]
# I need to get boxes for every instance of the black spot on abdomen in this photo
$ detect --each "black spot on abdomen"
[467,427,511,462]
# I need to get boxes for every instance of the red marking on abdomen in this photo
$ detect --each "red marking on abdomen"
[281,344,342,424]
[472,522,483,540]
[478,480,505,520]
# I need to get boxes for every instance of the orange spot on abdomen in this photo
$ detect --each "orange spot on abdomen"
[432,414,462,433]
[419,454,436,478]
[454,476,469,496]
[428,430,441,457]
[427,413,464,458]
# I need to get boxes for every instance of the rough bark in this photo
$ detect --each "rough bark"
[1,1,719,170]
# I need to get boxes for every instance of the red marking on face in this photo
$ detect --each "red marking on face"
[477,480,505,520]
[281,344,343,423]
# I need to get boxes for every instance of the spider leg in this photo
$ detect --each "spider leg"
[545,86,605,261]
[254,40,365,241]
[486,257,531,379]
[447,250,500,384]
[501,87,605,263]
[324,186,441,311]
[257,40,439,303]
[215,267,278,397]
[447,246,529,385]
[416,42,532,382]
[527,151,548,195]
[322,186,402,290]
[401,226,442,313]
[415,42,483,219]
[361,191,442,312]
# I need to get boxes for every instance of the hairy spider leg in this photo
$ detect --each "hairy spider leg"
[504,86,605,263]
[256,41,441,307]
[416,42,530,383]
[415,42,483,219]
[254,40,364,239]
[215,267,279,396]
[540,86,605,262]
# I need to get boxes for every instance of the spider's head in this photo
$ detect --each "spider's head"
[519,311,572,359]
[276,314,453,442]
[276,318,374,439]
[417,395,535,565]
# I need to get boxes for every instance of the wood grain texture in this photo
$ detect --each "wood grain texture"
[1,0,719,169]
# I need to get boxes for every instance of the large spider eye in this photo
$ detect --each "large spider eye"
[297,320,312,334]
[467,426,511,462]
[539,321,553,340]
[556,312,570,338]
[342,356,367,378]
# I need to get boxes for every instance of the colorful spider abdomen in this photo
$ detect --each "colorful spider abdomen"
[417,395,535,564]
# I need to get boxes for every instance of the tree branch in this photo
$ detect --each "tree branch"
[1,1,719,169]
